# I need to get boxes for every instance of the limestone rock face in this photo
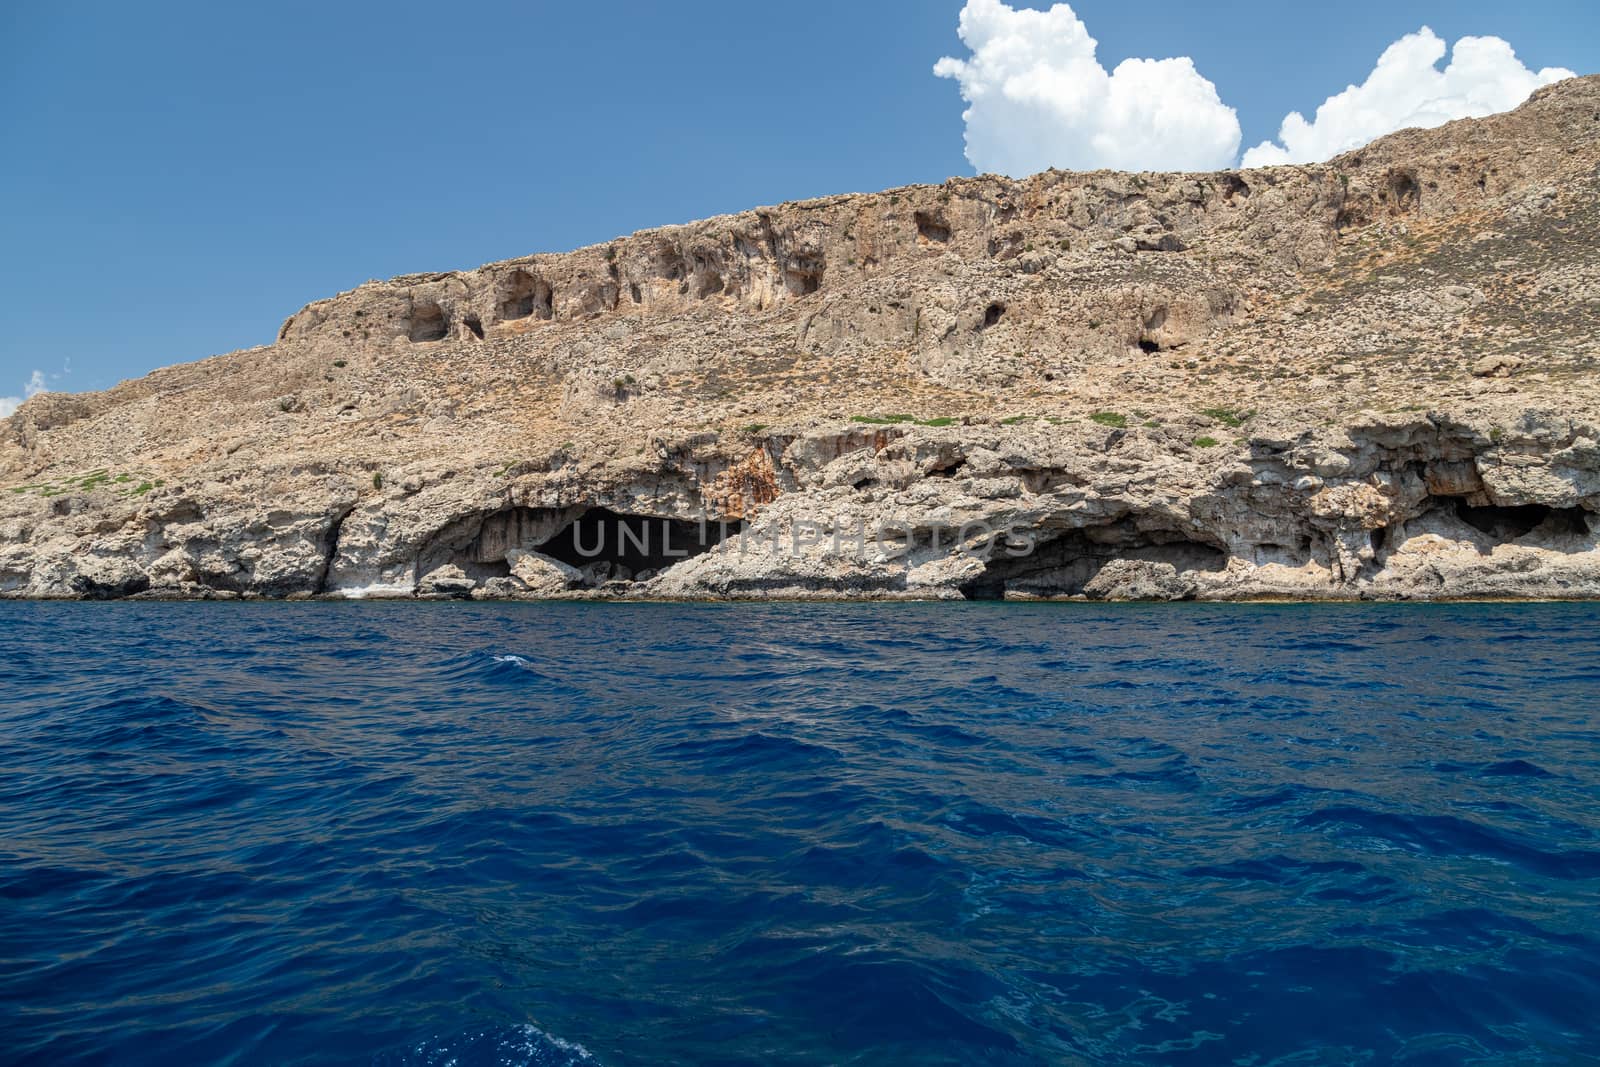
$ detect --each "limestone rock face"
[1473,354,1525,378]
[5,77,1600,601]
[418,564,476,599]
[1082,560,1196,602]
[507,550,585,597]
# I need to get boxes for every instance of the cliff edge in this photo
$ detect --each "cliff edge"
[5,76,1600,601]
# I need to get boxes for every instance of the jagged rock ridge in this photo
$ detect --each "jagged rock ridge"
[4,76,1600,601]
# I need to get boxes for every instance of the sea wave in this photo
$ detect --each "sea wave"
[378,1024,601,1066]
[2,601,1598,1065]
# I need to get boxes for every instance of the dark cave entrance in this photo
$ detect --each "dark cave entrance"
[784,263,823,296]
[408,301,448,342]
[498,269,554,321]
[1389,171,1421,212]
[1451,500,1589,541]
[958,525,1227,600]
[1366,499,1595,564]
[914,211,951,243]
[538,508,744,580]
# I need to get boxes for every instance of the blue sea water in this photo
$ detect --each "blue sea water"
[2,603,1599,1066]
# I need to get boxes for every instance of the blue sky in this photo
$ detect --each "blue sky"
[1,0,1595,399]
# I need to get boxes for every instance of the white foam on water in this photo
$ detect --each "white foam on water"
[401,1022,601,1065]
[329,580,416,600]
[509,1023,601,1063]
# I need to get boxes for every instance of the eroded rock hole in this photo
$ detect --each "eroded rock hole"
[463,314,484,340]
[70,572,152,599]
[499,270,554,321]
[1254,540,1316,568]
[415,507,570,585]
[1389,171,1420,212]
[982,302,1005,329]
[914,211,951,243]
[1335,205,1367,232]
[538,508,744,582]
[784,265,822,296]
[1139,307,1171,350]
[959,525,1226,600]
[1453,501,1589,541]
[653,244,688,285]
[1221,174,1250,200]
[408,301,448,343]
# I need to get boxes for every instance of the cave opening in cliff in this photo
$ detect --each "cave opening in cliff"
[653,243,688,283]
[499,270,554,321]
[697,271,726,298]
[538,508,744,582]
[1389,171,1421,212]
[1138,339,1162,354]
[784,266,822,297]
[914,211,951,243]
[408,301,448,343]
[415,506,569,586]
[1450,500,1590,541]
[958,524,1226,600]
[463,314,484,340]
[1253,538,1316,568]
[982,302,1005,328]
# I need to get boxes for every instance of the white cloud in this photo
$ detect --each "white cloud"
[0,370,49,419]
[933,0,1241,176]
[1243,29,1575,167]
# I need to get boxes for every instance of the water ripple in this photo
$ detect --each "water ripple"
[1,601,1598,1065]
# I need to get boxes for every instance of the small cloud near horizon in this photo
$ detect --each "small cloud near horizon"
[0,370,50,418]
[935,2,1576,176]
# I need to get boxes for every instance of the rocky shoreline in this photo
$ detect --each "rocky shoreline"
[4,78,1599,602]
[6,407,1597,603]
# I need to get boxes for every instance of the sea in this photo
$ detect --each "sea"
[2,602,1598,1066]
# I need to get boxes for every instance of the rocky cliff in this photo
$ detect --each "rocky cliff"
[5,77,1600,601]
